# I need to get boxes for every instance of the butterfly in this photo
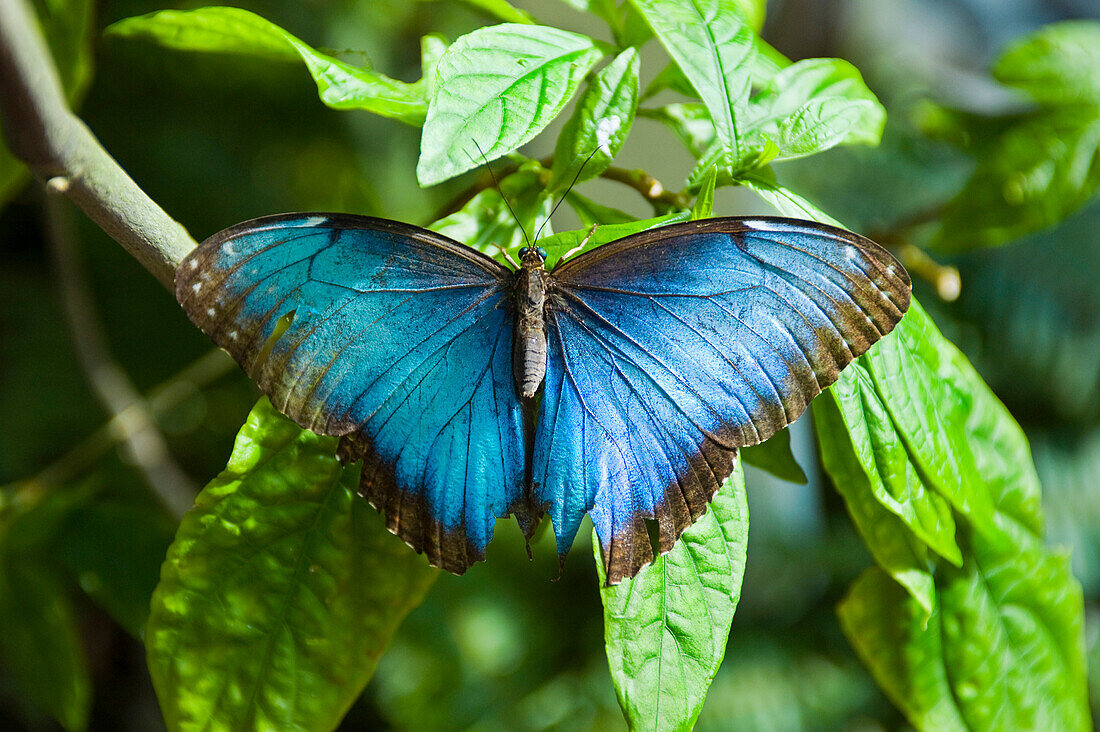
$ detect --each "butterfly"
[176,214,910,583]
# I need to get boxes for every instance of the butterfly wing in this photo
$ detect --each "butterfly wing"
[535,217,910,583]
[176,214,527,574]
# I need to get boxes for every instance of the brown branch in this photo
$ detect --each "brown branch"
[598,166,691,210]
[0,0,195,289]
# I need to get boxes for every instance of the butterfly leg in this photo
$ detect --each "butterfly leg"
[493,243,521,269]
[558,224,599,263]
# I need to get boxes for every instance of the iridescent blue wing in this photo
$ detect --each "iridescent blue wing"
[534,217,910,583]
[175,214,527,574]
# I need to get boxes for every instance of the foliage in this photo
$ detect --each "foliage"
[924,21,1100,252]
[145,399,435,731]
[1,1,1096,731]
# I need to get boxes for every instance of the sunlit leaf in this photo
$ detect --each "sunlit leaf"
[146,398,436,732]
[451,0,536,24]
[840,532,1089,732]
[597,462,748,731]
[837,568,967,732]
[550,48,640,191]
[737,173,844,226]
[691,164,718,219]
[565,191,636,226]
[538,210,691,268]
[639,103,716,158]
[630,0,754,171]
[742,58,885,161]
[106,7,427,125]
[831,299,1088,728]
[814,359,951,614]
[428,161,552,264]
[417,24,603,185]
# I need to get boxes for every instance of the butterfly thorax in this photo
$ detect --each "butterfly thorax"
[513,246,550,399]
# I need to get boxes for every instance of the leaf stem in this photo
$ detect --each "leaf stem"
[0,0,196,290]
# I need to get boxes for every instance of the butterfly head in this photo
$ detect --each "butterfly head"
[518,246,548,268]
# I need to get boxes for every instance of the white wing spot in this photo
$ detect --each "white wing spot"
[845,247,859,261]
[206,308,216,317]
[886,265,896,276]
[191,282,202,293]
[303,216,328,227]
[229,330,238,340]
[188,259,198,270]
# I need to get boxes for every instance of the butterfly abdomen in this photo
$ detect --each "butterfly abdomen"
[513,248,550,399]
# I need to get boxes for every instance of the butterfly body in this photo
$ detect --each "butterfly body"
[513,246,550,400]
[177,214,910,583]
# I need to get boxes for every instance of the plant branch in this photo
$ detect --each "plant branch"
[0,0,195,290]
[44,194,196,518]
[30,349,237,493]
[598,166,691,210]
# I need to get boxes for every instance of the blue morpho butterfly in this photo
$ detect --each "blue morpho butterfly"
[176,213,910,583]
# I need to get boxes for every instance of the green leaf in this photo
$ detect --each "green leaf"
[419,34,449,101]
[831,297,1088,728]
[931,108,1100,252]
[740,428,807,484]
[840,530,1090,732]
[742,58,885,161]
[630,0,754,171]
[106,7,427,125]
[538,210,691,268]
[864,300,1038,538]
[56,500,176,637]
[550,48,640,191]
[641,62,699,101]
[565,191,636,226]
[814,359,953,615]
[451,0,536,24]
[0,558,91,731]
[417,24,604,186]
[106,7,299,61]
[691,165,718,219]
[428,161,552,264]
[597,461,748,731]
[837,568,968,731]
[733,0,765,32]
[928,21,1100,251]
[737,173,844,226]
[639,103,716,158]
[146,398,436,732]
[993,20,1100,105]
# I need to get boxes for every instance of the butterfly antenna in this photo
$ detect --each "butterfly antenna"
[472,141,532,248]
[534,147,602,243]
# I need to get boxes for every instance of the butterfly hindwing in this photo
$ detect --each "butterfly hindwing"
[176,214,527,574]
[535,217,910,583]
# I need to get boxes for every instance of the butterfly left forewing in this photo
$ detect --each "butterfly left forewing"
[537,217,910,583]
[176,213,528,574]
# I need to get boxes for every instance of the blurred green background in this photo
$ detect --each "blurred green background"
[1,0,1098,729]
